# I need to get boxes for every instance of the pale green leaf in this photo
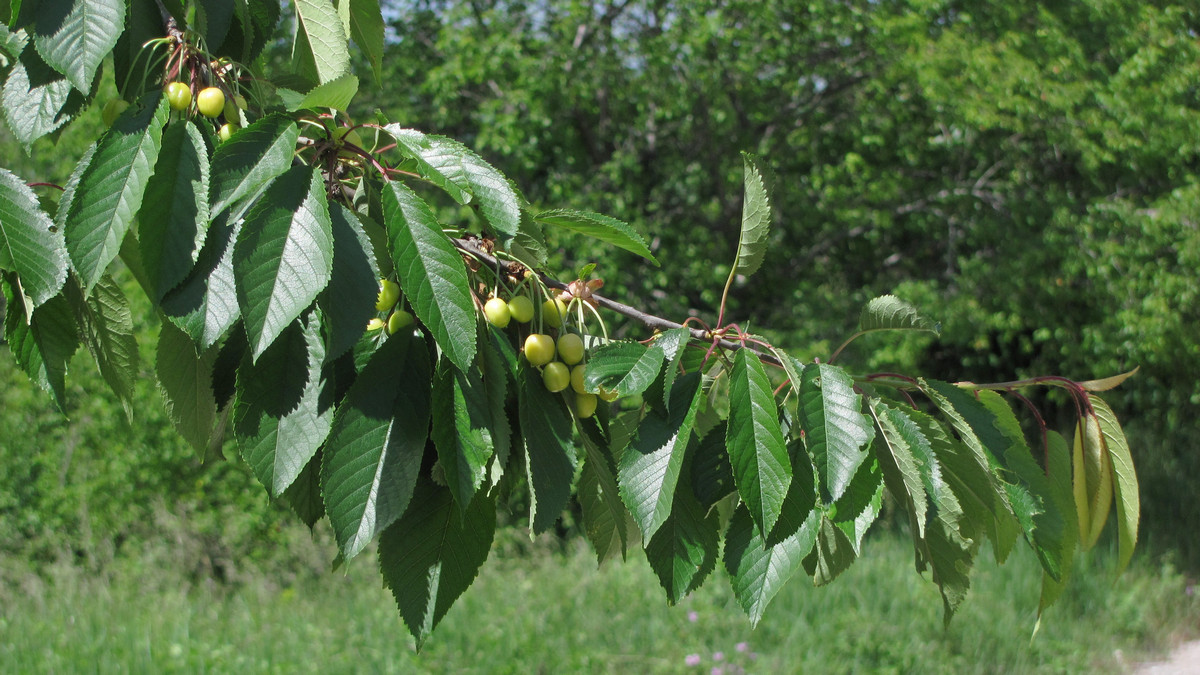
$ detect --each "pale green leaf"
[293,73,358,112]
[1090,395,1138,574]
[293,0,350,84]
[535,209,658,264]
[233,165,334,361]
[869,398,929,537]
[800,363,873,503]
[858,294,940,335]
[734,152,771,277]
[32,0,122,92]
[1,46,77,147]
[383,181,476,372]
[64,95,168,291]
[160,214,241,349]
[726,348,792,538]
[583,340,664,398]
[0,167,67,307]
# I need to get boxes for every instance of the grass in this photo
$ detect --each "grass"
[1,527,1196,674]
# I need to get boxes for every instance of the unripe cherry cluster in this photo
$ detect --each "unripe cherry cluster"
[367,278,413,335]
[163,81,241,141]
[483,291,612,417]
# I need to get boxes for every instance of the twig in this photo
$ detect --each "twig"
[451,237,780,366]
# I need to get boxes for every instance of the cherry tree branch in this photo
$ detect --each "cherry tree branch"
[451,237,781,366]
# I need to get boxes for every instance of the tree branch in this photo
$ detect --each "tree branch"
[451,237,781,366]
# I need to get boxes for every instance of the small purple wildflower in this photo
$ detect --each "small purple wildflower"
[735,642,749,653]
[685,654,702,666]
[1187,584,1195,597]
[710,668,724,675]
[688,610,699,622]
[713,651,725,661]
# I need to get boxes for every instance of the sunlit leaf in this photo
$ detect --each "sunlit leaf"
[0,167,67,307]
[734,152,771,278]
[1090,395,1137,572]
[726,348,792,538]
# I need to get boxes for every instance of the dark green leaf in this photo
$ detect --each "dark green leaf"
[322,331,432,560]
[690,422,734,509]
[619,371,703,542]
[383,181,476,372]
[724,503,819,627]
[233,165,334,361]
[318,203,378,359]
[236,312,332,496]
[283,449,325,530]
[378,479,495,648]
[346,0,384,86]
[578,415,628,563]
[209,114,300,219]
[812,514,856,586]
[870,399,929,537]
[644,470,719,604]
[155,319,218,452]
[431,357,494,515]
[160,213,240,349]
[64,274,138,417]
[3,275,78,411]
[518,361,576,535]
[138,120,210,303]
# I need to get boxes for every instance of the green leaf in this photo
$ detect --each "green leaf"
[1038,430,1077,616]
[138,120,210,303]
[378,479,496,648]
[293,0,350,85]
[518,361,576,535]
[583,340,664,398]
[155,319,218,452]
[907,408,999,547]
[726,348,792,538]
[318,203,378,359]
[578,416,629,563]
[160,214,240,349]
[236,312,333,496]
[209,114,300,219]
[765,439,818,546]
[430,357,494,516]
[344,0,383,86]
[724,503,819,627]
[32,0,123,92]
[478,325,513,477]
[1,46,77,147]
[920,380,1022,562]
[733,152,771,277]
[386,129,520,239]
[869,399,930,537]
[858,294,940,335]
[0,167,67,306]
[291,72,358,112]
[64,94,168,291]
[2,275,78,411]
[652,327,691,411]
[283,450,325,530]
[832,458,883,553]
[321,331,432,560]
[644,470,719,604]
[534,209,658,265]
[799,363,873,503]
[690,422,735,509]
[64,274,138,417]
[619,372,703,543]
[1090,395,1138,574]
[233,165,334,361]
[812,514,857,586]
[383,181,476,372]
